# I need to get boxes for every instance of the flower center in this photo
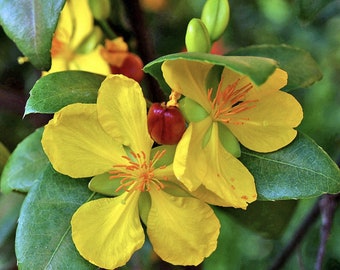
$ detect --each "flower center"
[208,78,258,125]
[109,150,168,193]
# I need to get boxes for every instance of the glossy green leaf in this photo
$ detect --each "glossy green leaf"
[16,165,98,269]
[0,0,65,70]
[144,52,277,95]
[221,200,298,238]
[0,128,49,193]
[0,141,10,174]
[241,132,340,200]
[25,71,106,115]
[228,44,323,91]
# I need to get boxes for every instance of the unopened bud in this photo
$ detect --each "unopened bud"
[201,0,230,42]
[185,18,211,53]
[88,0,111,20]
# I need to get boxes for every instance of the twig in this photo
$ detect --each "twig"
[269,193,340,270]
[122,0,166,103]
[315,194,339,270]
[269,198,321,270]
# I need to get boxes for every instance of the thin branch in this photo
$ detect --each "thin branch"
[122,0,166,103]
[315,194,339,270]
[269,198,321,270]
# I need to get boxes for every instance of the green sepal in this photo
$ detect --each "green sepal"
[218,123,241,157]
[138,192,151,225]
[88,173,124,197]
[150,145,177,167]
[205,64,224,95]
[144,52,278,96]
[76,26,103,54]
[179,97,209,123]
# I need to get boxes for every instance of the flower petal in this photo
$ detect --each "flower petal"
[42,103,125,178]
[71,194,144,269]
[147,189,220,265]
[174,119,255,208]
[162,60,213,112]
[173,117,213,191]
[227,90,303,152]
[69,46,111,75]
[97,74,153,152]
[67,0,93,49]
[198,122,257,208]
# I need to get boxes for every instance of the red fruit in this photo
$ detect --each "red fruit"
[147,103,186,145]
[110,53,144,82]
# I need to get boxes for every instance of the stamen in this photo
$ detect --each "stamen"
[208,77,258,125]
[109,150,168,193]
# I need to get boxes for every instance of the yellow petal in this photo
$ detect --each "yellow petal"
[69,46,110,75]
[147,189,220,265]
[54,0,93,49]
[199,122,257,208]
[173,117,213,191]
[97,74,153,152]
[42,103,125,178]
[174,120,256,208]
[162,60,213,112]
[227,90,303,152]
[71,193,144,269]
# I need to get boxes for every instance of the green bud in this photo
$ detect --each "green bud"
[76,26,103,54]
[88,0,111,20]
[201,0,230,42]
[185,18,211,53]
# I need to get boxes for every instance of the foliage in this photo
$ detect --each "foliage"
[0,0,339,269]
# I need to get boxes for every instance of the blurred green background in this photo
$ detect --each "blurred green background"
[1,0,339,269]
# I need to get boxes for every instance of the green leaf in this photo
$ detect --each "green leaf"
[0,128,49,193]
[227,44,323,91]
[16,165,98,269]
[0,0,65,70]
[240,132,340,200]
[144,52,278,95]
[25,71,106,115]
[0,141,10,174]
[221,200,298,238]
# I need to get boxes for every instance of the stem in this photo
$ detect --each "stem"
[97,20,117,39]
[269,198,321,270]
[122,0,165,103]
[269,194,340,270]
[315,194,339,270]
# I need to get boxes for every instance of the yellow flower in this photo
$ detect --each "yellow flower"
[45,0,110,75]
[41,74,220,269]
[161,59,303,209]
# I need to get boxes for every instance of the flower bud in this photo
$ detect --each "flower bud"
[147,103,186,145]
[76,26,103,54]
[88,0,111,20]
[185,18,211,53]
[201,0,230,42]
